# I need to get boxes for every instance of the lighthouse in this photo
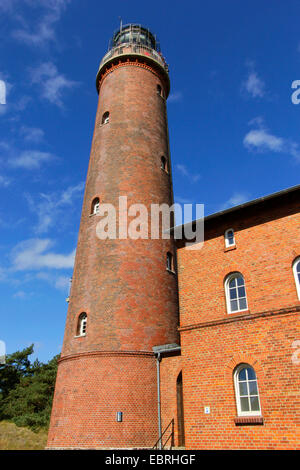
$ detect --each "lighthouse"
[47,24,179,449]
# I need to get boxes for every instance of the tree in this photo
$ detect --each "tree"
[0,346,59,430]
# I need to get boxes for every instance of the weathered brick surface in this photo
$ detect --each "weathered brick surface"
[177,198,300,449]
[160,355,183,447]
[47,353,158,448]
[47,57,179,448]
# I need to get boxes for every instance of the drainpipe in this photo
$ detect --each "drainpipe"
[156,352,162,450]
[153,344,181,450]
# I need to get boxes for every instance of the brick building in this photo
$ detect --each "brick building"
[165,185,300,449]
[47,24,300,450]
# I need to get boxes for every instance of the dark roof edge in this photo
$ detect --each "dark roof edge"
[171,184,300,234]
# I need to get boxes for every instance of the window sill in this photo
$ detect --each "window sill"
[234,416,264,426]
[224,245,236,252]
[227,309,250,316]
[166,268,176,275]
[74,334,86,338]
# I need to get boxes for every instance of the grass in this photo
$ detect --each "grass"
[0,421,48,450]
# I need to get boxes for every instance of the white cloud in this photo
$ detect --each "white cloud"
[54,275,70,291]
[244,129,284,152]
[11,238,75,271]
[0,174,11,187]
[13,290,28,299]
[30,62,79,107]
[176,164,201,183]
[20,126,45,143]
[10,0,71,47]
[0,80,6,105]
[243,72,265,98]
[25,182,84,233]
[9,150,54,169]
[241,61,265,98]
[220,192,250,211]
[168,91,183,103]
[243,118,300,162]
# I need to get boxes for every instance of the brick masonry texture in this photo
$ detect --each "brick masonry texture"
[47,58,179,449]
[47,43,300,449]
[177,196,300,449]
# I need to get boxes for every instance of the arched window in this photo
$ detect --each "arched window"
[161,156,168,172]
[102,111,109,124]
[157,84,163,97]
[77,313,87,337]
[293,257,300,300]
[166,252,174,272]
[234,364,261,416]
[225,228,235,248]
[225,272,248,313]
[91,197,100,215]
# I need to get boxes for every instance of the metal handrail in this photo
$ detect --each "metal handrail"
[152,418,174,450]
[99,43,169,73]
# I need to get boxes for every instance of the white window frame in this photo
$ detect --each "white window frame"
[161,156,168,172]
[234,364,261,417]
[166,252,175,273]
[293,257,300,300]
[225,272,248,314]
[93,200,100,214]
[78,314,87,337]
[102,112,109,125]
[225,228,235,248]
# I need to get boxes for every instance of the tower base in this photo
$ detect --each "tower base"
[47,351,158,449]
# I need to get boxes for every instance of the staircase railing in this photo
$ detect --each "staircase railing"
[152,419,174,450]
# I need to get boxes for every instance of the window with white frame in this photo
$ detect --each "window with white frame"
[234,364,261,416]
[166,252,174,272]
[225,228,235,248]
[102,111,109,124]
[77,313,87,336]
[293,257,300,300]
[157,84,163,97]
[91,197,100,215]
[225,272,248,313]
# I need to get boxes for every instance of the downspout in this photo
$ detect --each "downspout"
[156,352,162,450]
[153,345,181,450]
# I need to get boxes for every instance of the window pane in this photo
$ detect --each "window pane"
[230,300,238,311]
[237,276,244,287]
[238,286,245,297]
[246,367,256,380]
[229,278,236,288]
[240,397,249,412]
[238,368,246,381]
[248,381,258,395]
[239,382,248,396]
[239,298,247,310]
[250,396,260,411]
[230,288,237,299]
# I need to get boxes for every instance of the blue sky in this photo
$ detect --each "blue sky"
[0,0,299,362]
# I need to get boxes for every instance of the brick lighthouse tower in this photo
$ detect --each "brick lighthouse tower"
[47,24,179,449]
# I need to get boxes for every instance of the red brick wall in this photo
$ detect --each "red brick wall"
[47,352,158,449]
[48,57,179,448]
[177,201,300,449]
[160,355,183,447]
